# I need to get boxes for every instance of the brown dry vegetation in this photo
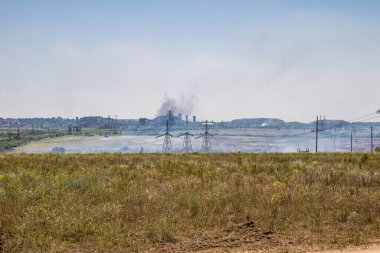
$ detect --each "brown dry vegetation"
[0,153,380,252]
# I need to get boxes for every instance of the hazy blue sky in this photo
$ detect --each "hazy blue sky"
[0,0,379,122]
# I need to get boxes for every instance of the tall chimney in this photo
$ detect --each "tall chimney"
[193,115,196,123]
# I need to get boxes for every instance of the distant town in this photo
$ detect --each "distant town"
[2,111,380,134]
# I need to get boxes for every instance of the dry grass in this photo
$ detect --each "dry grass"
[0,153,380,252]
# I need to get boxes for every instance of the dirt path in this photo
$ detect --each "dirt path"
[148,240,380,253]
[145,221,380,253]
[219,243,380,253]
[316,244,380,253]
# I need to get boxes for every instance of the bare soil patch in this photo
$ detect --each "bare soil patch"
[315,241,380,253]
[145,221,312,253]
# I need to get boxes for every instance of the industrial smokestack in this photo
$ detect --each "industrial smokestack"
[193,115,196,123]
[167,110,175,126]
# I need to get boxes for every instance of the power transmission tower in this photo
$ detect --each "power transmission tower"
[196,120,214,152]
[315,116,319,153]
[351,132,353,152]
[177,132,193,152]
[16,127,21,140]
[156,120,173,152]
[371,126,374,152]
[177,116,193,152]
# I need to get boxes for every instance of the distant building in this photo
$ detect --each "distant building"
[68,125,81,134]
[193,115,196,123]
[178,113,182,121]
[168,111,175,126]
[138,118,149,127]
[151,111,182,126]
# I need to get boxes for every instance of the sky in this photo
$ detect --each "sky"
[0,0,379,122]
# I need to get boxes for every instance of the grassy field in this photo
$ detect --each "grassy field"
[0,153,379,252]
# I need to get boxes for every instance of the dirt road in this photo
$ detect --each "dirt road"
[230,244,380,253]
[317,244,380,253]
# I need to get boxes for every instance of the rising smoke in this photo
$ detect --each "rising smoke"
[156,94,198,116]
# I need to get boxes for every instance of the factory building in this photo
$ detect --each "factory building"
[138,118,149,127]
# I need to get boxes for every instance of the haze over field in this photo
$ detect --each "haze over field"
[0,0,379,122]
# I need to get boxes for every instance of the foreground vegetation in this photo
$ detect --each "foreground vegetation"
[0,153,379,252]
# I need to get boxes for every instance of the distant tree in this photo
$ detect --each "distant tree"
[375,147,380,152]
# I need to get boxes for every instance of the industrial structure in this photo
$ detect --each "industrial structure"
[197,120,214,152]
[155,120,173,152]
[177,131,193,152]
[177,115,193,152]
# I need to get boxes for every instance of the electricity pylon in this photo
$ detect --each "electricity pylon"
[196,120,214,152]
[177,116,193,152]
[156,120,173,152]
[177,132,193,152]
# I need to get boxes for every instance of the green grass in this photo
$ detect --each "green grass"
[0,153,379,252]
[0,131,66,152]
